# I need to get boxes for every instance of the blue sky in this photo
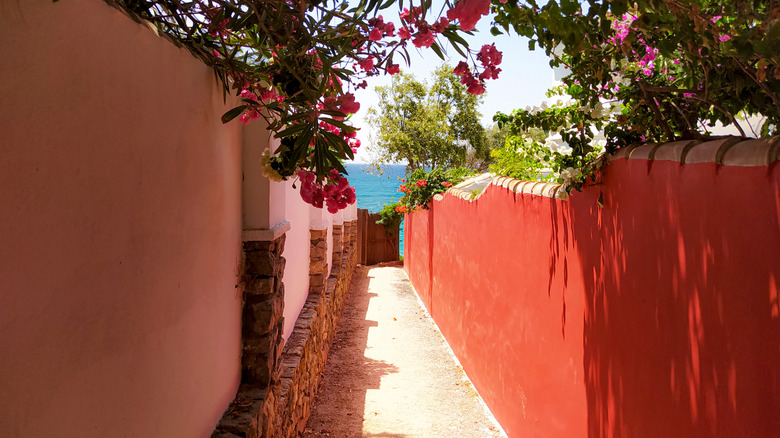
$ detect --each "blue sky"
[349,11,554,163]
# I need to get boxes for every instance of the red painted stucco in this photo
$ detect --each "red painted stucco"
[405,158,780,437]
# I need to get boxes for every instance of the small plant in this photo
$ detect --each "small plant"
[397,167,475,211]
[376,202,404,230]
[489,135,555,181]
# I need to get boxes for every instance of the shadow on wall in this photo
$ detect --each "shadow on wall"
[569,161,780,437]
[303,269,401,437]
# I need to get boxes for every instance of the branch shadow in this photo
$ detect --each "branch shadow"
[304,266,404,438]
[569,163,780,437]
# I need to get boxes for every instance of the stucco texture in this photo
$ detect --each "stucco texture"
[0,1,243,436]
[405,158,780,437]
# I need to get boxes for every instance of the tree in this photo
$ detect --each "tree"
[115,0,503,212]
[115,0,778,205]
[366,64,487,172]
[492,0,779,194]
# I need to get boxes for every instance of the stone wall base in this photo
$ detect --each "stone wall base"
[213,220,358,438]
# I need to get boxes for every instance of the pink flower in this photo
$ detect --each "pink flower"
[416,180,427,187]
[259,87,280,102]
[239,107,261,124]
[400,7,421,23]
[398,26,412,40]
[358,56,375,71]
[432,17,450,33]
[338,93,360,115]
[369,28,383,41]
[383,22,396,37]
[298,170,355,212]
[453,61,470,77]
[446,0,490,31]
[466,80,486,95]
[349,138,361,152]
[412,26,436,48]
[240,89,258,101]
[477,43,503,66]
[479,64,501,81]
[387,64,401,75]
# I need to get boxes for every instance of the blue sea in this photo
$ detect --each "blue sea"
[344,163,406,255]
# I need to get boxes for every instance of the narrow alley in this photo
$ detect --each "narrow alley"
[303,263,506,438]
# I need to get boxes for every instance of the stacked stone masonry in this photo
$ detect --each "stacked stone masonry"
[308,229,328,295]
[213,220,358,438]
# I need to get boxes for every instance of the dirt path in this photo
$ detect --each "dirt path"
[303,262,506,438]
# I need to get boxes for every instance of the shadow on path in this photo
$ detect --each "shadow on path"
[303,263,505,438]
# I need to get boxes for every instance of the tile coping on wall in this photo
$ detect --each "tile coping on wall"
[242,220,292,242]
[435,136,780,204]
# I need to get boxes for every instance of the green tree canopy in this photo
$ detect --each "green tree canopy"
[366,65,487,172]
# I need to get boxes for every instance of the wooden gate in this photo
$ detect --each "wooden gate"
[357,208,400,265]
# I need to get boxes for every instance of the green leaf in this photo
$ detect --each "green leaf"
[221,105,247,124]
[560,0,578,15]
[276,123,310,138]
[430,42,445,60]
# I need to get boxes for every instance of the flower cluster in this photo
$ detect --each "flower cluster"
[368,15,396,41]
[317,120,362,154]
[317,93,361,119]
[395,167,475,212]
[397,6,450,49]
[237,86,286,124]
[446,0,491,32]
[298,169,357,213]
[453,43,502,95]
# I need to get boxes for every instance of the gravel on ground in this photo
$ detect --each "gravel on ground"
[303,262,507,438]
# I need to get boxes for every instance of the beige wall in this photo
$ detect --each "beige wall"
[0,1,244,436]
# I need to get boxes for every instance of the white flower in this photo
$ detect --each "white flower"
[590,104,605,119]
[260,149,285,182]
[557,141,573,155]
[560,167,582,184]
[556,189,569,201]
[540,101,549,110]
[544,138,573,156]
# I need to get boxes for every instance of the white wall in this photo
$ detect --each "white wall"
[280,180,312,340]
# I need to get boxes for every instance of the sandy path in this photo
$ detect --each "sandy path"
[303,262,506,438]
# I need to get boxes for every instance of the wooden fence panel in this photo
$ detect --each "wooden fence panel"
[357,209,399,265]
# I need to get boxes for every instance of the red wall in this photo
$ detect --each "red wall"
[405,156,780,437]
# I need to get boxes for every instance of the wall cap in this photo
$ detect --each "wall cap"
[609,136,779,166]
[310,220,330,231]
[242,220,291,242]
